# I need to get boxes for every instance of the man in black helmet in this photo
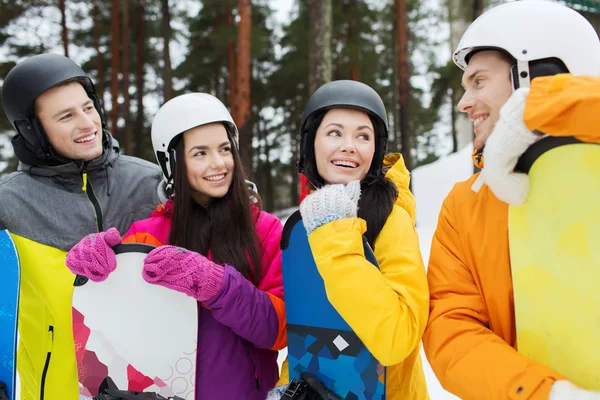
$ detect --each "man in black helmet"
[0,53,163,399]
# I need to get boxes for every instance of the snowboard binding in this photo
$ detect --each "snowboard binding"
[0,382,8,400]
[91,377,184,400]
[279,372,342,400]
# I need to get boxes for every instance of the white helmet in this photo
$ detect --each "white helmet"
[454,0,600,88]
[151,93,239,183]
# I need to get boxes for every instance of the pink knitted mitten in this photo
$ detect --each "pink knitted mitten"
[66,227,122,282]
[142,245,225,302]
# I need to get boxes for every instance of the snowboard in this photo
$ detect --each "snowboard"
[72,243,198,399]
[0,230,19,400]
[281,210,386,400]
[509,136,600,390]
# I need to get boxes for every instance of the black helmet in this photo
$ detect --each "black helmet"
[298,80,389,187]
[1,53,104,157]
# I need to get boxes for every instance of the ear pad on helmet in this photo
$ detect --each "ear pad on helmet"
[14,120,36,147]
[511,58,569,90]
[15,118,50,155]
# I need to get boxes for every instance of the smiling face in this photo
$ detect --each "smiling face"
[457,50,514,151]
[35,81,103,161]
[313,108,375,185]
[183,122,234,206]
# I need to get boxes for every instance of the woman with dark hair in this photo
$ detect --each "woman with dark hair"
[295,80,429,399]
[66,93,286,399]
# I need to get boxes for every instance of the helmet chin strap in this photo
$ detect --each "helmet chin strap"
[166,148,177,199]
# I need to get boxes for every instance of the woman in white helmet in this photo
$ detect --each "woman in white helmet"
[65,93,287,399]
[424,1,600,400]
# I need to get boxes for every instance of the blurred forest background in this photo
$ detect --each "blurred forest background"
[0,0,599,211]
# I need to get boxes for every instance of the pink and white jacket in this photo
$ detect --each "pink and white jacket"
[123,200,286,399]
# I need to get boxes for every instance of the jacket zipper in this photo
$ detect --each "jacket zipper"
[40,325,54,400]
[245,346,260,391]
[81,169,103,232]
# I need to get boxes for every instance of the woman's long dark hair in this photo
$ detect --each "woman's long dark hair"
[168,126,263,285]
[303,110,398,248]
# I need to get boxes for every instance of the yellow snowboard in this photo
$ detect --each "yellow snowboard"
[509,137,600,390]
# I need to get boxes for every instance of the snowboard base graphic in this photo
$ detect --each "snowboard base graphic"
[0,230,19,400]
[281,211,386,400]
[510,137,600,390]
[72,243,198,399]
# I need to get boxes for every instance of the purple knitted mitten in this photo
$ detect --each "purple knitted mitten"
[66,227,122,282]
[142,245,225,302]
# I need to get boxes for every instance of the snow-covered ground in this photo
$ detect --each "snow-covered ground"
[412,145,474,399]
[413,145,475,266]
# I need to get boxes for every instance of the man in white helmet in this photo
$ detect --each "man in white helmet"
[423,1,600,399]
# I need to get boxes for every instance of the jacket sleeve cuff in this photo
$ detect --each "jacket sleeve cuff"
[203,263,225,301]
[507,365,562,400]
[308,217,367,260]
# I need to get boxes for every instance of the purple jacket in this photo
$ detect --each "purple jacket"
[123,201,286,399]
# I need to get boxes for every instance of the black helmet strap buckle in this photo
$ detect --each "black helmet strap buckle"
[156,147,177,197]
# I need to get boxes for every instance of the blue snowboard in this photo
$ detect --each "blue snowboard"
[281,211,386,400]
[0,230,20,399]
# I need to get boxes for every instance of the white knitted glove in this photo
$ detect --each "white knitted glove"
[471,87,544,205]
[549,381,600,400]
[299,180,361,235]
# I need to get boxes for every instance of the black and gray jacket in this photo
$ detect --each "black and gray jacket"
[0,131,164,400]
[0,132,163,250]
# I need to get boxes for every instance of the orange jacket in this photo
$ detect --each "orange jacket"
[525,74,600,141]
[423,178,563,400]
[424,74,600,400]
